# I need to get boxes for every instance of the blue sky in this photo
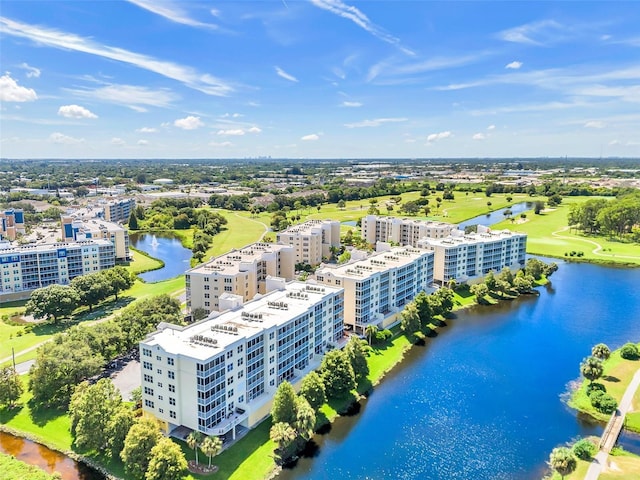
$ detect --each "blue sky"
[1,1,639,159]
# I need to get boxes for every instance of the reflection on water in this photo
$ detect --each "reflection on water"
[0,431,104,479]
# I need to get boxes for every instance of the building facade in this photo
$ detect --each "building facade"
[276,220,341,266]
[103,198,136,224]
[0,209,26,241]
[140,280,345,438]
[186,243,295,314]
[61,215,131,261]
[417,226,527,283]
[361,215,457,247]
[0,239,116,298]
[315,246,434,334]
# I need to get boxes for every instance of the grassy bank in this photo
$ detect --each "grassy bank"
[0,452,57,480]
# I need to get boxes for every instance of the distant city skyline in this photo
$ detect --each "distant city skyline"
[1,1,639,159]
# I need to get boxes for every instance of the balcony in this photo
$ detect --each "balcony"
[205,409,250,437]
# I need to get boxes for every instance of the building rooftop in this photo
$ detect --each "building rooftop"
[419,228,526,247]
[143,281,343,360]
[0,238,113,254]
[187,242,292,276]
[278,219,338,235]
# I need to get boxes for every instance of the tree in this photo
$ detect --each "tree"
[25,284,79,323]
[497,267,514,286]
[294,397,316,443]
[107,406,135,459]
[572,438,596,460]
[271,381,298,425]
[337,199,346,210]
[534,200,545,214]
[580,356,603,385]
[365,324,379,346]
[591,343,611,361]
[128,210,139,230]
[484,271,497,292]
[620,343,640,360]
[401,201,420,216]
[0,366,23,408]
[414,291,432,327]
[200,436,223,468]
[345,336,369,381]
[299,372,326,412]
[103,266,135,301]
[186,431,203,465]
[470,283,489,302]
[513,271,534,293]
[320,350,356,399]
[121,417,162,480]
[72,273,111,313]
[145,437,187,480]
[549,447,577,479]
[525,258,544,280]
[69,378,123,452]
[400,302,421,335]
[270,422,297,465]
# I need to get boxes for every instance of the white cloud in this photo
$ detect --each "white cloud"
[344,117,407,128]
[111,137,125,146]
[505,61,523,70]
[217,129,245,136]
[310,0,413,55]
[209,141,233,147]
[221,112,243,118]
[247,126,262,133]
[609,140,621,146]
[126,0,218,29]
[472,133,486,140]
[137,139,149,146]
[584,121,606,129]
[20,62,40,78]
[136,127,157,133]
[49,132,84,144]
[341,101,362,107]
[58,104,98,119]
[174,115,204,130]
[487,125,496,130]
[301,134,319,141]
[0,74,37,102]
[426,131,452,143]
[275,66,298,82]
[66,84,178,109]
[0,17,234,96]
[498,19,564,45]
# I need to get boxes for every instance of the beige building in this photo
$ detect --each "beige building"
[186,243,295,313]
[315,245,434,334]
[361,215,457,247]
[0,209,26,241]
[140,280,345,438]
[276,220,341,266]
[61,215,131,261]
[417,226,527,284]
[103,198,136,224]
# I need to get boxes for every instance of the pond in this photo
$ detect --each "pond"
[0,431,104,479]
[457,201,533,230]
[129,232,193,282]
[279,260,640,480]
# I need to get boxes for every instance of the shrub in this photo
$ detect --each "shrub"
[589,390,617,414]
[586,382,606,395]
[620,343,640,360]
[572,438,596,460]
[373,329,392,344]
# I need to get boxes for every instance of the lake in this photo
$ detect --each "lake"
[457,201,533,230]
[129,232,192,282]
[279,260,640,480]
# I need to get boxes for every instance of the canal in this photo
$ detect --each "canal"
[279,260,640,480]
[129,232,192,282]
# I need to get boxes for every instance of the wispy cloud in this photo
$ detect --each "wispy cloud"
[0,16,234,96]
[310,0,413,55]
[426,131,452,143]
[584,120,606,129]
[111,137,125,146]
[58,104,98,119]
[49,132,84,144]
[217,126,261,136]
[209,141,233,147]
[126,0,218,29]
[472,133,486,140]
[367,52,490,82]
[487,125,496,130]
[174,115,204,130]
[497,19,564,46]
[137,139,149,146]
[136,127,157,133]
[0,74,37,102]
[20,62,41,78]
[505,61,523,70]
[301,133,319,141]
[341,101,362,107]
[275,66,298,82]
[344,117,407,128]
[65,84,178,110]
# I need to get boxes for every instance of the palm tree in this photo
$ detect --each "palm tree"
[549,447,577,479]
[200,435,223,468]
[580,356,604,385]
[186,431,203,465]
[365,325,379,345]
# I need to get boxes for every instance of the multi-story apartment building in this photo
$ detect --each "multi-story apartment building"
[103,198,136,224]
[417,226,527,283]
[61,215,130,261]
[140,279,345,438]
[186,243,295,313]
[0,239,115,299]
[0,209,26,241]
[315,246,434,334]
[276,220,341,266]
[361,215,458,247]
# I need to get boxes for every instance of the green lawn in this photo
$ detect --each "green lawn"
[0,453,55,480]
[493,197,640,266]
[127,247,164,275]
[600,448,640,479]
[207,210,268,257]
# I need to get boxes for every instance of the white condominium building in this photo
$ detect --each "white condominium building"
[417,226,527,283]
[186,243,295,313]
[276,220,341,266]
[315,246,434,334]
[61,215,131,261]
[361,215,458,247]
[139,280,345,438]
[103,198,136,224]
[0,239,115,298]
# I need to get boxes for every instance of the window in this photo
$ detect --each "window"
[158,382,163,388]
[156,355,161,361]
[168,371,175,380]
[269,368,275,376]
[238,371,244,379]
[144,387,154,396]
[169,384,175,392]
[167,358,174,366]
[269,356,274,364]
[228,389,234,398]
[227,351,233,359]
[237,358,243,366]
[142,348,152,357]
[143,361,152,370]
[143,374,153,383]
[159,408,164,413]
[170,410,176,419]
[269,344,274,352]
[227,377,234,385]
[237,345,244,353]
[156,369,162,374]
[144,399,154,408]
[169,397,176,406]
[239,395,244,403]
[269,332,275,340]
[158,395,163,401]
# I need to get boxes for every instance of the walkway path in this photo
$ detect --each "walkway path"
[584,367,640,480]
[552,227,640,261]
[236,212,269,241]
